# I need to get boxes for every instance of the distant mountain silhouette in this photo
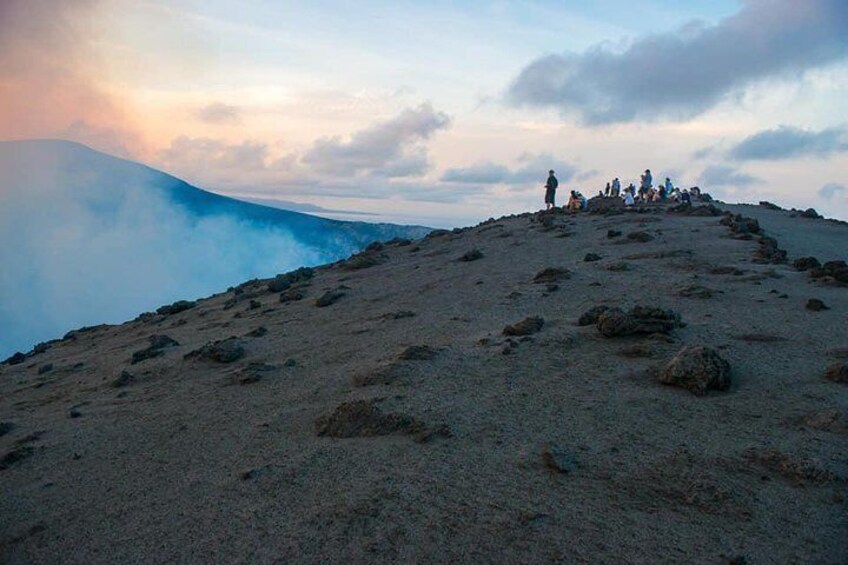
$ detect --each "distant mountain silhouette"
[0,139,430,356]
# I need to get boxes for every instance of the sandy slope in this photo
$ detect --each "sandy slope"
[1,202,847,564]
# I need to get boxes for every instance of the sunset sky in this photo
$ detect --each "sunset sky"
[1,0,846,226]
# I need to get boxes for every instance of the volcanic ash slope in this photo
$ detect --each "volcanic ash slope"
[1,203,847,564]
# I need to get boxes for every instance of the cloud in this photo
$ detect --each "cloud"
[441,153,578,186]
[729,125,848,160]
[507,0,848,124]
[196,102,241,124]
[302,103,450,177]
[0,0,145,156]
[819,183,846,200]
[698,164,761,187]
[159,136,270,176]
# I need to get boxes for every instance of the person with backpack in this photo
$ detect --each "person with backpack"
[544,170,558,210]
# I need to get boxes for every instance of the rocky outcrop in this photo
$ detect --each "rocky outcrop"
[156,300,196,316]
[268,267,314,292]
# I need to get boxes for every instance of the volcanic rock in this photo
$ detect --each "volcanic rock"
[824,363,848,384]
[503,316,545,336]
[184,337,245,363]
[657,346,732,396]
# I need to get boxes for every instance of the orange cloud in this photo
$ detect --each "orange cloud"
[0,0,147,157]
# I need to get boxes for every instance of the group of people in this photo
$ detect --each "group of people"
[544,169,702,210]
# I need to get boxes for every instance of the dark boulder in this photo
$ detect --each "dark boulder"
[583,253,602,262]
[315,290,345,307]
[627,231,654,242]
[131,334,179,364]
[267,266,314,292]
[825,363,848,384]
[399,345,440,361]
[533,268,571,283]
[156,300,196,316]
[541,444,577,474]
[657,346,732,396]
[184,337,245,363]
[810,260,848,284]
[799,208,822,219]
[459,249,484,262]
[577,305,610,326]
[596,306,681,337]
[607,230,622,238]
[503,316,544,336]
[793,257,821,271]
[3,352,26,366]
[806,299,829,311]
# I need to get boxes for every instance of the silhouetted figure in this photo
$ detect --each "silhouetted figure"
[605,182,611,197]
[640,169,652,191]
[544,170,558,210]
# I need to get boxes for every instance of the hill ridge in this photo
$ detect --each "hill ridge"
[1,200,847,563]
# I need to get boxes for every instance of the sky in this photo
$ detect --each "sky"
[1,0,847,227]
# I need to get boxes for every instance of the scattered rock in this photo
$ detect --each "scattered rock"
[248,300,261,310]
[315,290,345,307]
[268,267,314,292]
[3,352,26,366]
[793,256,821,271]
[380,310,416,320]
[156,300,196,316]
[342,251,385,271]
[657,346,731,396]
[69,409,82,419]
[596,306,681,337]
[668,203,722,216]
[399,345,440,361]
[720,214,761,235]
[617,344,658,358]
[626,231,653,242]
[759,201,783,211]
[607,230,622,238]
[315,400,427,438]
[809,260,848,285]
[678,285,719,299]
[112,370,135,388]
[607,262,630,272]
[799,208,822,219]
[754,236,787,264]
[583,253,602,262]
[533,268,571,283]
[586,196,625,215]
[541,444,577,474]
[744,448,836,485]
[824,363,848,384]
[577,306,610,326]
[0,446,34,470]
[803,409,847,435]
[503,316,544,336]
[0,422,14,437]
[246,326,268,338]
[184,337,245,363]
[131,334,179,364]
[37,363,54,375]
[279,286,307,303]
[459,249,484,262]
[806,298,828,311]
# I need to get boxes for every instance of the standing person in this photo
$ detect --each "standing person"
[640,169,652,191]
[544,170,558,210]
[605,182,611,197]
[612,177,621,197]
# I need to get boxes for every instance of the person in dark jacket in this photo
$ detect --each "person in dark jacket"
[544,170,558,210]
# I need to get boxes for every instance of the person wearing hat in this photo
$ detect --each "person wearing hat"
[544,170,558,210]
